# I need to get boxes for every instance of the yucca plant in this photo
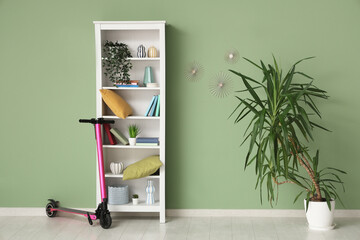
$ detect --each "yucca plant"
[229,56,346,209]
[128,124,141,138]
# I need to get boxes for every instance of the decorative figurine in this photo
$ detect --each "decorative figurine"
[148,46,158,58]
[137,45,146,58]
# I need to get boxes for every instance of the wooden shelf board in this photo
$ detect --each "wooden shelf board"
[102,116,160,120]
[127,57,160,61]
[103,145,160,149]
[108,201,160,212]
[102,87,160,90]
[105,173,160,179]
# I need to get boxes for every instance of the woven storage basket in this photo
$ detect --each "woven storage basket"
[108,185,129,205]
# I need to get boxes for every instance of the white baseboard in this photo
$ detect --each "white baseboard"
[1,208,359,218]
[166,209,360,218]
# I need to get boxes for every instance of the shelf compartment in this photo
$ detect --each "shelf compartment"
[105,173,160,179]
[108,201,160,212]
[103,145,160,149]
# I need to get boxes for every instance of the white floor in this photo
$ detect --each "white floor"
[0,216,359,240]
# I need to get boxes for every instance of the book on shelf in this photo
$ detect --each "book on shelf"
[149,95,158,116]
[155,94,160,117]
[103,123,117,145]
[110,128,129,145]
[145,95,157,116]
[136,137,159,143]
[115,80,139,87]
[136,143,159,146]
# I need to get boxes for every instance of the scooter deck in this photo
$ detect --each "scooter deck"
[54,207,96,216]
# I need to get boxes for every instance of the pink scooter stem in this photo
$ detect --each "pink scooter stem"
[95,123,107,200]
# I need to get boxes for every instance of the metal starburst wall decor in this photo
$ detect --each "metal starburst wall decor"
[224,49,240,64]
[185,61,203,82]
[209,72,233,98]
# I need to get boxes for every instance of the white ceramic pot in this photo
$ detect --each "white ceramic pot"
[304,199,335,230]
[110,162,124,175]
[132,198,139,205]
[129,138,136,146]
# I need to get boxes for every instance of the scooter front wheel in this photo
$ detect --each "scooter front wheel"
[100,212,112,229]
[45,202,57,218]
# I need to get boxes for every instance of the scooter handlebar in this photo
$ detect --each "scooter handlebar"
[79,118,115,124]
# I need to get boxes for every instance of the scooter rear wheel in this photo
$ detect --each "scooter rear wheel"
[100,213,112,229]
[45,202,57,218]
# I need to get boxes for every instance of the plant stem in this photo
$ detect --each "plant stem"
[272,177,295,185]
[288,137,322,201]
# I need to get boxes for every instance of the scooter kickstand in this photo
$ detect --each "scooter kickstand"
[87,212,93,225]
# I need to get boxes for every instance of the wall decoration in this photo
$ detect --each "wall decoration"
[137,45,146,58]
[209,71,233,98]
[185,61,203,82]
[224,49,239,64]
[148,46,158,58]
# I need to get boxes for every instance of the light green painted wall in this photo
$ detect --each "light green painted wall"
[0,0,359,209]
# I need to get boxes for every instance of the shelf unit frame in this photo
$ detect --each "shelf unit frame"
[94,21,166,223]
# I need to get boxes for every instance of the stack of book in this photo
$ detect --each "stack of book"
[145,95,160,116]
[115,80,139,88]
[136,137,159,146]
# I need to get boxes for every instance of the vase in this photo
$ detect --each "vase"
[110,162,124,174]
[143,66,154,87]
[145,180,155,205]
[137,45,146,58]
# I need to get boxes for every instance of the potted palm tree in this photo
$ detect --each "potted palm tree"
[229,56,346,230]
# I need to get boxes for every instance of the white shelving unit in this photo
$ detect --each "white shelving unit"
[94,21,166,223]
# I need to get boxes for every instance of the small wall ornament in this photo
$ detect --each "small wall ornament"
[148,46,158,58]
[209,71,233,98]
[137,45,146,58]
[224,49,240,64]
[185,61,203,82]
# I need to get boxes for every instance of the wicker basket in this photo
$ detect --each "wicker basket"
[108,185,129,205]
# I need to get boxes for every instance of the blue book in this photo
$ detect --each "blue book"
[145,96,156,116]
[149,95,158,116]
[155,94,160,117]
[136,137,159,143]
[115,85,139,87]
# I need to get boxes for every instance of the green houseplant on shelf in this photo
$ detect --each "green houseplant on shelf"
[128,124,141,146]
[132,194,139,205]
[102,40,133,85]
[229,56,346,230]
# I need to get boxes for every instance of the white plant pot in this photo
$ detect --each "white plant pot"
[132,198,139,205]
[129,138,136,146]
[304,199,335,230]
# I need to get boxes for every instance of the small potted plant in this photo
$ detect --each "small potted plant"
[132,194,139,205]
[128,124,140,146]
[102,40,133,85]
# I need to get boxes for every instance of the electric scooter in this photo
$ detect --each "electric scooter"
[45,118,114,229]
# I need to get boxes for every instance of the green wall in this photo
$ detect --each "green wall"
[1,0,359,209]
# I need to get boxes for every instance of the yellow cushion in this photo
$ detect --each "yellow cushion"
[99,89,132,119]
[123,155,162,180]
